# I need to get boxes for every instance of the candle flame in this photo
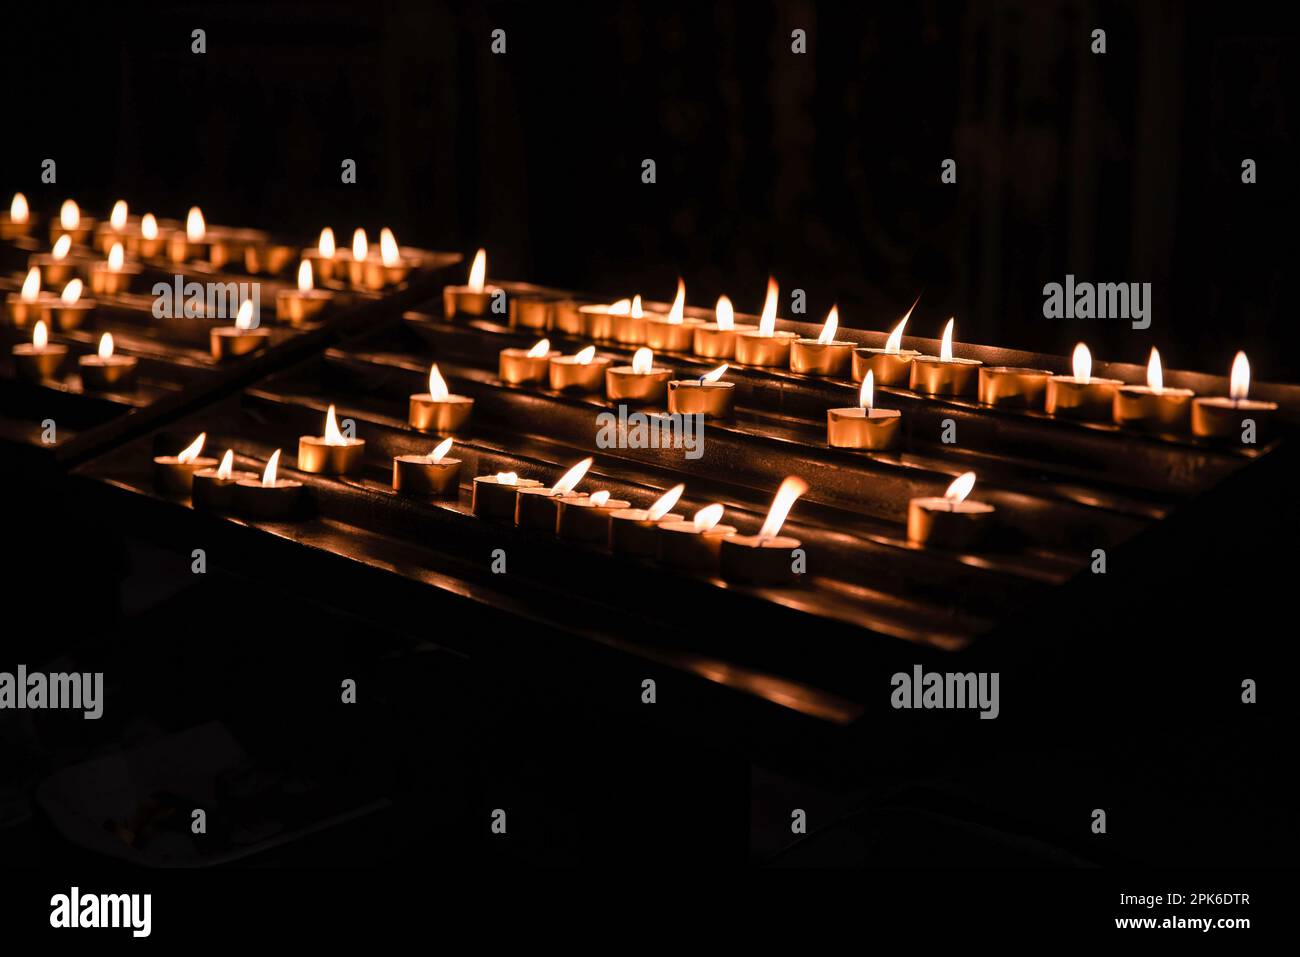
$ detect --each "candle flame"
[551,457,593,495]
[352,228,368,262]
[1146,347,1163,393]
[107,243,125,271]
[860,369,875,409]
[817,306,839,345]
[380,228,400,267]
[428,363,449,401]
[886,294,921,353]
[608,298,633,316]
[60,199,80,230]
[1072,342,1092,381]
[693,503,725,533]
[945,471,977,504]
[33,320,48,350]
[318,227,336,258]
[98,332,114,359]
[526,338,551,358]
[61,278,82,304]
[235,299,255,330]
[631,347,654,375]
[429,437,454,463]
[323,404,347,445]
[667,279,685,324]
[262,449,281,486]
[574,345,596,365]
[186,206,205,242]
[495,472,518,485]
[21,267,40,301]
[1230,351,1250,401]
[9,192,28,223]
[589,490,612,507]
[715,295,734,331]
[141,213,158,240]
[631,294,643,319]
[702,363,728,384]
[177,432,207,464]
[940,318,956,362]
[647,483,685,521]
[468,247,486,293]
[217,449,234,480]
[110,200,128,230]
[758,476,808,542]
[758,277,779,337]
[297,259,314,292]
[52,235,72,260]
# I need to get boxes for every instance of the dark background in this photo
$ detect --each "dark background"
[4,0,1297,379]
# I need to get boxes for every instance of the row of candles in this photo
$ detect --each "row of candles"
[448,250,1275,442]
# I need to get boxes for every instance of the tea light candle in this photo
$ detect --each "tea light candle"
[235,450,306,520]
[1191,351,1278,441]
[297,404,366,474]
[610,295,650,345]
[609,484,686,557]
[472,471,543,521]
[978,366,1054,408]
[357,227,415,290]
[44,279,95,332]
[193,450,258,510]
[657,504,737,572]
[90,243,141,296]
[49,199,94,246]
[1113,347,1194,432]
[552,300,587,336]
[6,268,52,328]
[549,345,612,394]
[1044,342,1124,420]
[606,347,672,406]
[410,363,474,432]
[276,260,333,325]
[79,333,137,391]
[692,295,753,359]
[735,278,797,367]
[243,234,296,276]
[827,370,901,450]
[30,235,78,289]
[211,299,270,360]
[168,207,214,264]
[667,363,734,417]
[95,200,136,255]
[909,318,983,395]
[444,247,501,318]
[515,458,593,531]
[719,477,809,584]
[11,320,67,382]
[509,295,553,331]
[153,432,219,495]
[645,280,702,352]
[303,227,339,284]
[907,471,995,549]
[557,489,634,544]
[135,213,170,259]
[578,298,631,342]
[499,338,557,384]
[790,306,853,377]
[393,437,462,496]
[0,192,31,240]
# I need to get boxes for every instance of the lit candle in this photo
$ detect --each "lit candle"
[443,248,501,318]
[276,260,333,325]
[719,476,809,583]
[409,363,474,432]
[1113,347,1195,431]
[667,362,734,417]
[95,200,136,254]
[551,299,588,336]
[0,192,31,240]
[393,437,462,496]
[1044,342,1123,420]
[297,404,366,474]
[609,484,686,557]
[790,305,854,377]
[471,470,543,521]
[136,213,169,259]
[1191,351,1277,442]
[610,294,651,345]
[235,449,306,520]
[578,296,635,343]
[304,227,338,284]
[79,332,137,391]
[515,457,593,531]
[45,278,95,332]
[827,370,901,450]
[243,231,296,276]
[11,320,67,382]
[498,337,557,385]
[153,432,219,495]
[977,364,1054,408]
[90,242,141,295]
[211,299,270,360]
[907,471,995,549]
[692,295,752,359]
[556,488,634,543]
[6,268,51,328]
[30,234,78,289]
[645,280,702,352]
[49,199,94,245]
[169,206,212,263]
[193,449,258,510]
[657,503,737,572]
[606,346,672,406]
[735,278,797,367]
[909,318,983,395]
[509,293,556,331]
[549,345,611,394]
[360,227,415,289]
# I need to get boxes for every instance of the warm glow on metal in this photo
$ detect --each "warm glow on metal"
[297,259,314,292]
[495,472,518,485]
[107,243,125,271]
[186,206,205,242]
[945,471,977,504]
[217,449,234,479]
[21,267,40,301]
[262,449,281,487]
[468,248,487,293]
[110,200,128,230]
[940,318,956,362]
[318,227,335,258]
[859,369,875,410]
[647,484,685,521]
[589,490,612,507]
[526,338,551,358]
[52,235,72,260]
[33,320,48,350]
[1146,347,1164,393]
[60,199,79,229]
[758,277,779,336]
[667,279,685,324]
[702,363,728,384]
[61,279,82,304]
[693,503,725,532]
[235,299,255,330]
[177,433,207,464]
[428,363,449,401]
[551,457,593,495]
[98,332,114,359]
[9,192,27,223]
[141,213,158,240]
[758,476,808,542]
[1230,351,1250,401]
[380,228,400,267]
[817,306,839,345]
[631,347,654,375]
[429,437,454,463]
[351,228,367,262]
[574,345,596,365]
[715,295,734,331]
[323,404,347,445]
[1072,342,1092,381]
